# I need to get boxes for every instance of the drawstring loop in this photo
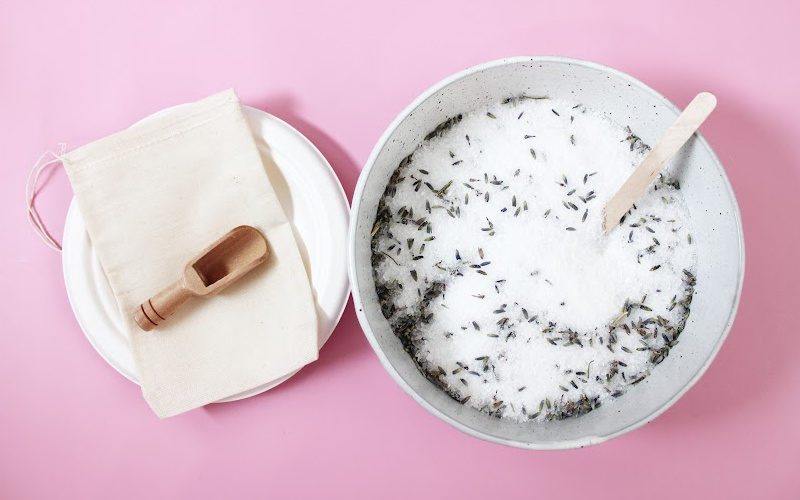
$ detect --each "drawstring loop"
[26,144,66,252]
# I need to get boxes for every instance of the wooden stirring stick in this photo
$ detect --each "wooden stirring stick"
[602,92,717,234]
[133,225,269,331]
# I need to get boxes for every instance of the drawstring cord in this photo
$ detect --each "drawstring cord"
[26,144,66,252]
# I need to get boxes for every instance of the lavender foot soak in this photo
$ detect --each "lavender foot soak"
[370,96,697,422]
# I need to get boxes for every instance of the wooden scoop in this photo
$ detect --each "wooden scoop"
[133,225,269,331]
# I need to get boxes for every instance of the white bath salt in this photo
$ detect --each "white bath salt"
[371,96,697,422]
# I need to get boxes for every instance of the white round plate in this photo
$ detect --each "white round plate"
[63,106,350,402]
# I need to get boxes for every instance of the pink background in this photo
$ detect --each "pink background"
[2,0,798,498]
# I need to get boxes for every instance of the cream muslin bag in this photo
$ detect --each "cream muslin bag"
[62,89,318,417]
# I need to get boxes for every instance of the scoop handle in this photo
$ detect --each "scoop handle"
[133,281,193,331]
[602,92,717,233]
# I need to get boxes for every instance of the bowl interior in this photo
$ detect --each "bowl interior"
[350,57,743,449]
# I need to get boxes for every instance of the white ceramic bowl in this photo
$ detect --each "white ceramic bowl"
[349,56,744,449]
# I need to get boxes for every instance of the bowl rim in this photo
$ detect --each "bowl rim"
[348,55,745,450]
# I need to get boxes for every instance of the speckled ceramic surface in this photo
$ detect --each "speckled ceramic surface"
[348,56,744,449]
